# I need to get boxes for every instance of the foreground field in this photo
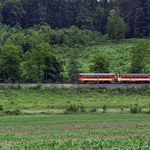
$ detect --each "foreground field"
[0,114,150,149]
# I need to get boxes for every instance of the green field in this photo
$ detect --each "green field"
[0,85,150,114]
[0,114,150,149]
[0,85,150,149]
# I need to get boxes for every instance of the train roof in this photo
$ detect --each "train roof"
[118,73,150,75]
[79,73,115,75]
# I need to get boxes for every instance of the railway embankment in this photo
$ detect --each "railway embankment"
[0,83,150,88]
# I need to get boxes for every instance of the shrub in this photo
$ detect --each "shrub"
[4,110,13,115]
[79,104,86,113]
[90,108,97,113]
[36,82,42,89]
[121,107,124,112]
[13,109,21,115]
[65,103,79,113]
[10,101,14,105]
[130,104,142,114]
[4,109,21,115]
[0,105,3,111]
[65,103,86,113]
[102,105,108,113]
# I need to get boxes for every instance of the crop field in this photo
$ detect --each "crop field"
[1,85,150,149]
[0,114,150,149]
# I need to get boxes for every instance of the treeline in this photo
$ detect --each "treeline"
[0,24,105,83]
[0,0,150,38]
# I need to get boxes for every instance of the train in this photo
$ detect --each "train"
[78,73,150,83]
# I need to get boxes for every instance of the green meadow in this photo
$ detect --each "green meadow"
[0,85,150,114]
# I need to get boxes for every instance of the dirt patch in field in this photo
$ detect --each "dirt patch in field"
[0,121,149,135]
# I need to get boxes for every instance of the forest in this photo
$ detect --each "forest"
[0,0,150,83]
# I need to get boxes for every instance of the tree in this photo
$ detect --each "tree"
[0,39,23,82]
[32,42,51,82]
[89,53,109,73]
[67,48,80,83]
[130,39,150,73]
[106,9,128,40]
[134,4,147,38]
[44,55,63,83]
[2,0,26,27]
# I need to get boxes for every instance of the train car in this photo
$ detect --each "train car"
[78,73,115,83]
[117,74,150,83]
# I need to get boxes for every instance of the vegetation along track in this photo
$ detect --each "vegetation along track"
[0,83,150,88]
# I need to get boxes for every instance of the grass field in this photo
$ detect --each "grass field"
[0,114,150,149]
[0,85,150,113]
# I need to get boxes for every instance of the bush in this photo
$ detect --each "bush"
[66,103,79,113]
[4,109,21,115]
[102,105,108,113]
[65,103,86,113]
[90,108,97,113]
[0,105,3,111]
[130,104,142,114]
[79,104,86,113]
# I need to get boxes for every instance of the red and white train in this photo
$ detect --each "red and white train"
[78,73,150,83]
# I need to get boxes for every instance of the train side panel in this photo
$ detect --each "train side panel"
[78,73,115,83]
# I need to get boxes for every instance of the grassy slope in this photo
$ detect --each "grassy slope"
[53,39,134,78]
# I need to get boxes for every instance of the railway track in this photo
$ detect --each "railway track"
[0,83,150,88]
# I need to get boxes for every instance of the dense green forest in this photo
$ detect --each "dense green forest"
[0,0,149,38]
[0,0,150,83]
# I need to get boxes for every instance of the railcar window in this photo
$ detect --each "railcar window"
[128,75,131,78]
[94,76,97,78]
[140,75,143,78]
[85,75,88,78]
[132,75,135,78]
[144,75,148,78]
[136,75,139,78]
[89,76,93,78]
[124,75,127,78]
[106,75,109,78]
[102,75,105,78]
[98,75,101,78]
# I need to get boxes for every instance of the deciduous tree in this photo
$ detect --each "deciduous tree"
[0,39,23,82]
[130,39,150,73]
[89,53,109,73]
